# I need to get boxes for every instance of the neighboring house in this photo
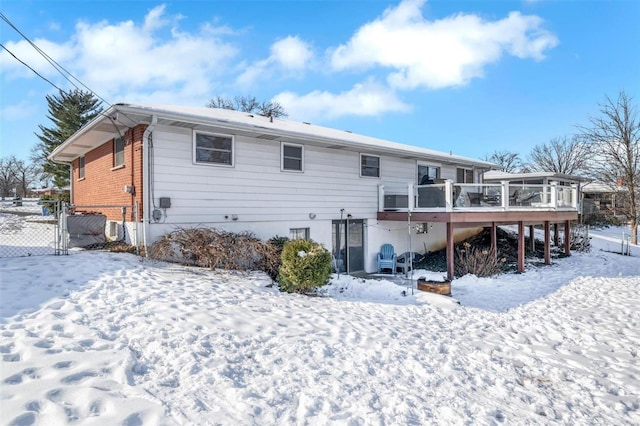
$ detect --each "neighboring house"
[50,103,579,279]
[581,181,627,218]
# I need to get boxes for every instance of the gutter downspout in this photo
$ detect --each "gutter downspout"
[142,115,157,256]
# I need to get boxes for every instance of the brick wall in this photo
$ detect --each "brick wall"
[71,124,147,221]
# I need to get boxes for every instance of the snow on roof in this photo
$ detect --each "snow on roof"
[484,170,585,182]
[51,102,496,168]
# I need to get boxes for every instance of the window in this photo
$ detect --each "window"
[114,137,125,167]
[418,164,440,184]
[78,156,85,179]
[194,131,234,166]
[456,168,474,183]
[360,154,380,178]
[290,228,310,240]
[282,143,303,172]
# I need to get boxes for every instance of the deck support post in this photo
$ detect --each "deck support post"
[554,223,559,246]
[491,222,497,261]
[446,221,454,281]
[564,220,571,256]
[529,225,535,252]
[544,221,551,265]
[517,221,525,273]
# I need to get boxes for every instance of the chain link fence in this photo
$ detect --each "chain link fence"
[63,204,139,252]
[0,200,139,259]
[0,198,63,258]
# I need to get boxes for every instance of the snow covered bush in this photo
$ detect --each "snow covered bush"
[277,239,332,293]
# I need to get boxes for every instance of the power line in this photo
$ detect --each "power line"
[0,42,64,92]
[0,12,112,107]
[0,12,140,130]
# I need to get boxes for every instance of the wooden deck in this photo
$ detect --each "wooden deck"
[378,209,578,281]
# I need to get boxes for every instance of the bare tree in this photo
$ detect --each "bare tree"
[580,91,639,244]
[0,157,17,198]
[528,135,592,176]
[207,95,287,118]
[485,150,523,173]
[11,157,38,197]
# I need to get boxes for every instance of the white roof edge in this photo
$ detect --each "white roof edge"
[484,170,587,182]
[52,102,497,168]
[48,105,119,163]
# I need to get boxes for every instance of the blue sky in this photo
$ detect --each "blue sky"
[1,0,639,163]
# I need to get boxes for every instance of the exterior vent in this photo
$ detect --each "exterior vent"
[108,221,119,238]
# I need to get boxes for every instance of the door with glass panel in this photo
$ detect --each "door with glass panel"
[332,219,365,273]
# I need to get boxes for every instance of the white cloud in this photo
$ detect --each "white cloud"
[274,78,410,121]
[331,0,558,90]
[0,38,75,79]
[236,36,313,87]
[1,6,237,106]
[72,8,237,101]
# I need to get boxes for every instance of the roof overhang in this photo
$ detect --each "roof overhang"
[50,103,498,169]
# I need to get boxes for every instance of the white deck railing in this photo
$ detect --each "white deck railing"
[379,180,578,213]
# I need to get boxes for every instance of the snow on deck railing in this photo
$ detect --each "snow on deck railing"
[379,181,578,212]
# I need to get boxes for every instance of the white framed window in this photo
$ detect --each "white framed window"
[456,168,474,183]
[417,163,440,184]
[281,143,304,172]
[78,156,85,179]
[360,154,380,178]
[193,131,234,166]
[114,137,125,167]
[290,227,310,240]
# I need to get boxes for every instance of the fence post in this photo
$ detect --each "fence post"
[550,182,558,209]
[408,182,415,212]
[501,181,509,211]
[445,180,453,212]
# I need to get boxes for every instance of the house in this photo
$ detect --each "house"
[581,181,627,220]
[50,103,579,280]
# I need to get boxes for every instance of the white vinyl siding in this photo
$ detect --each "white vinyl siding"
[281,143,303,172]
[193,131,234,166]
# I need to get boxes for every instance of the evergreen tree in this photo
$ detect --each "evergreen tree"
[34,89,103,188]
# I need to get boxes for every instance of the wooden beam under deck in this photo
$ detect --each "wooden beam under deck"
[378,210,578,226]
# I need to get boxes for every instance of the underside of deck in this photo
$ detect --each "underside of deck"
[377,210,579,281]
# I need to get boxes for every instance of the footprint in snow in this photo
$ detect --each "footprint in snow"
[3,353,21,362]
[8,412,36,426]
[4,368,38,385]
[61,370,98,384]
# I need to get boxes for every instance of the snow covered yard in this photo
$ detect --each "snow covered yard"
[1,228,639,425]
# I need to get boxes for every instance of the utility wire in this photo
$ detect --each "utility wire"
[0,42,64,92]
[0,12,111,107]
[0,12,139,129]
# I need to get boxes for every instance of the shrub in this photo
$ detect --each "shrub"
[147,227,280,278]
[455,242,504,277]
[277,239,332,294]
[39,193,70,213]
[582,213,622,227]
